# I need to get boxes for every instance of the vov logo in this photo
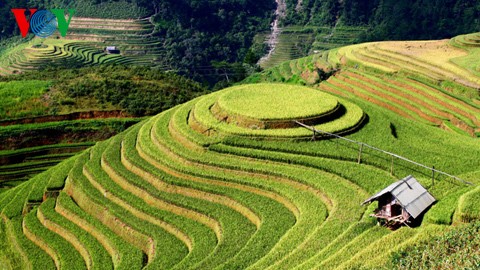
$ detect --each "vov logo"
[11,9,76,38]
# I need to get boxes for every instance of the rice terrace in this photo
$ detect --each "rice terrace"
[0,0,480,270]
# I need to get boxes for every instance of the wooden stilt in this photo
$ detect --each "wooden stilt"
[357,143,363,164]
[432,166,435,186]
[391,156,394,176]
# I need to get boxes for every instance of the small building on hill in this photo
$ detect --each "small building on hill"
[105,46,120,54]
[362,175,436,226]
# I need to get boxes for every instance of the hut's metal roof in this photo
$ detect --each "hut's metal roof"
[362,175,436,219]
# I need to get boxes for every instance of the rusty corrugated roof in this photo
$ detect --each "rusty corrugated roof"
[362,175,436,219]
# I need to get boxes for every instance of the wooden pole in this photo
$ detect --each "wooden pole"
[391,156,394,176]
[432,166,435,186]
[293,121,472,185]
[358,143,363,164]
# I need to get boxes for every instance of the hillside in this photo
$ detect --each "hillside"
[248,33,480,137]
[2,0,479,86]
[281,0,480,41]
[256,25,368,69]
[392,221,480,269]
[0,0,274,86]
[0,17,165,75]
[0,66,206,191]
[0,77,478,268]
[0,2,480,267]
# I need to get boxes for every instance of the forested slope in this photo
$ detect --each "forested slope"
[0,0,274,86]
[2,1,479,86]
[283,0,480,41]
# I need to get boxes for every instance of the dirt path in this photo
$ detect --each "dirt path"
[258,0,286,65]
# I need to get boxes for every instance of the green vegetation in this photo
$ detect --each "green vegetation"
[391,222,480,269]
[0,118,141,150]
[0,66,206,118]
[0,80,50,118]
[0,142,94,157]
[0,23,167,78]
[282,0,480,41]
[23,207,86,269]
[0,216,22,269]
[0,118,140,191]
[0,142,93,189]
[56,192,144,269]
[258,0,480,70]
[1,0,479,86]
[456,186,480,223]
[257,26,367,69]
[246,51,335,85]
[2,216,56,269]
[0,0,274,86]
[0,65,206,190]
[74,0,149,19]
[48,65,206,116]
[38,198,114,269]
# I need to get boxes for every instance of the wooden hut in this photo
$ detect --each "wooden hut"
[362,175,436,226]
[105,46,120,54]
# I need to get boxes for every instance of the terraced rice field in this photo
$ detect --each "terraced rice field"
[1,83,479,269]
[0,118,142,192]
[0,17,166,75]
[325,35,480,137]
[321,69,480,136]
[252,33,480,137]
[0,143,94,191]
[259,26,366,69]
[333,35,480,89]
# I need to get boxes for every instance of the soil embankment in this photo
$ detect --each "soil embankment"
[0,110,129,126]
